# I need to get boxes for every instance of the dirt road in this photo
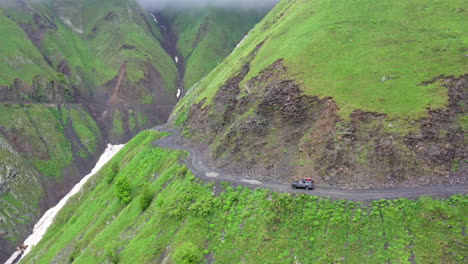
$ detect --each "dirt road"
[153,127,468,201]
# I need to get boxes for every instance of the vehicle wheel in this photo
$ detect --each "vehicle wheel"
[292,185,297,189]
[306,186,310,190]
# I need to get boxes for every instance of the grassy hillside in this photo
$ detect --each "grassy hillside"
[0,103,104,260]
[23,130,468,264]
[1,0,177,92]
[0,11,56,86]
[0,0,179,143]
[178,0,467,118]
[0,103,102,178]
[0,0,172,255]
[0,1,269,260]
[162,8,265,89]
[0,133,45,260]
[171,0,467,188]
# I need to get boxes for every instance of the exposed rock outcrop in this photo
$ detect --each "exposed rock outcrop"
[183,60,467,189]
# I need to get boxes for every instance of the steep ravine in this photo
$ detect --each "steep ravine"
[152,12,186,99]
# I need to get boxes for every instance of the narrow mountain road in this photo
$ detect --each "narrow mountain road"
[153,127,468,202]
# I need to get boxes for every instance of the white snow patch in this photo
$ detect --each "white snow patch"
[236,35,249,48]
[176,89,182,98]
[5,251,20,264]
[5,144,125,264]
[150,13,159,24]
[242,179,262,185]
[175,56,179,63]
[61,16,83,34]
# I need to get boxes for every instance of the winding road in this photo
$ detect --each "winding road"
[153,127,468,202]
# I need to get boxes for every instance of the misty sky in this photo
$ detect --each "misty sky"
[137,0,280,9]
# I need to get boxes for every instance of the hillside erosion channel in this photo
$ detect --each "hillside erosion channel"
[153,126,468,202]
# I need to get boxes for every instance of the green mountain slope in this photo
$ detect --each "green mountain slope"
[0,0,266,260]
[0,103,104,261]
[0,0,170,257]
[1,0,179,139]
[161,8,266,89]
[172,0,467,188]
[177,0,467,117]
[0,11,56,86]
[0,133,44,258]
[22,130,468,264]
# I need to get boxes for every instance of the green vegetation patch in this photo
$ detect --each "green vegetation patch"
[163,8,264,88]
[1,0,179,97]
[0,104,74,178]
[0,12,56,85]
[68,106,101,154]
[24,130,468,264]
[188,0,467,119]
[0,104,101,179]
[112,109,125,136]
[0,135,45,247]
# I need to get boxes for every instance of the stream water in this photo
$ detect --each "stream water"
[5,144,125,264]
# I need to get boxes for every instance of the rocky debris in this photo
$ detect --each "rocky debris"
[105,11,119,21]
[189,59,330,182]
[0,76,74,103]
[317,73,467,188]
[405,75,467,176]
[184,58,467,189]
[0,165,18,194]
[18,12,57,48]
[209,64,250,133]
[1,128,44,160]
[57,59,71,77]
[189,42,266,141]
[0,137,45,263]
[119,44,136,50]
[16,244,28,253]
[96,62,177,144]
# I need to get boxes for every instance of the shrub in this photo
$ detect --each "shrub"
[173,242,203,264]
[177,166,188,177]
[189,197,219,217]
[174,108,189,126]
[106,163,120,184]
[68,243,82,263]
[139,185,154,211]
[115,176,132,204]
[106,246,120,264]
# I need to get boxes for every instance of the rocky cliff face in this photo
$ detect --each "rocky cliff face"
[169,0,467,189]
[0,103,105,261]
[177,60,467,189]
[0,135,44,262]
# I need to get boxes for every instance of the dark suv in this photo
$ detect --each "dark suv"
[291,178,314,190]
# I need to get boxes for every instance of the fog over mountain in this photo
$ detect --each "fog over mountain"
[137,0,279,9]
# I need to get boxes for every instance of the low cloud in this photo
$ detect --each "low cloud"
[137,0,279,10]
